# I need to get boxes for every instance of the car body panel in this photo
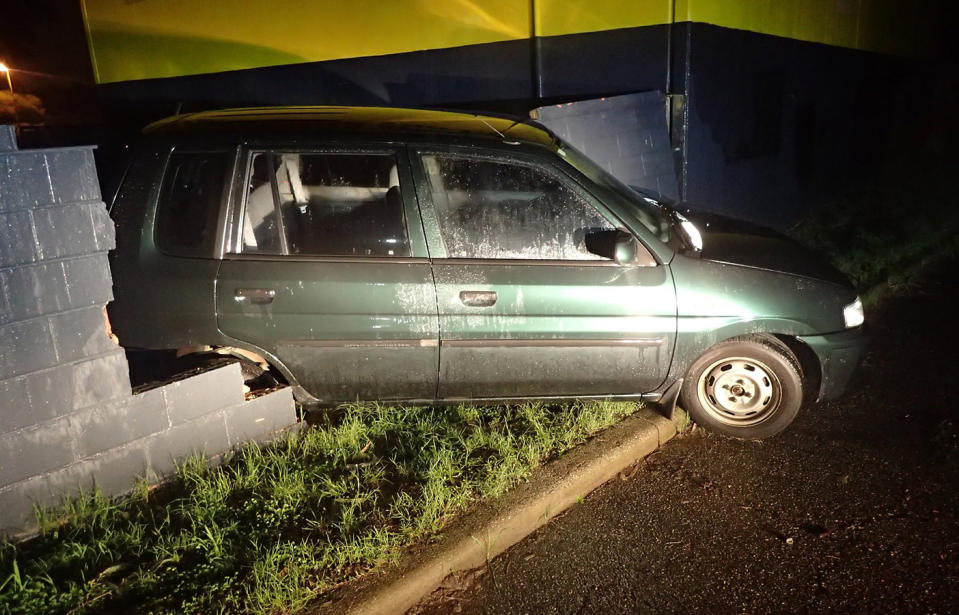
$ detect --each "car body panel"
[215,256,439,401]
[667,254,864,400]
[406,142,677,399]
[429,261,676,398]
[108,144,226,348]
[682,209,852,288]
[798,326,869,401]
[105,105,868,409]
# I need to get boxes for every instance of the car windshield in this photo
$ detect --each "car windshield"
[557,141,671,242]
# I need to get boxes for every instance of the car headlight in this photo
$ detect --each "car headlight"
[673,212,703,252]
[843,297,864,328]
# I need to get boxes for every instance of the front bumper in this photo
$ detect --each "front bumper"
[797,326,869,402]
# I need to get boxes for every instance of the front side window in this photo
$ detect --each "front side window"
[155,152,229,256]
[240,152,410,257]
[419,153,615,260]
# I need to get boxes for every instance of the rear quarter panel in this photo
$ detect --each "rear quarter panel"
[108,144,224,348]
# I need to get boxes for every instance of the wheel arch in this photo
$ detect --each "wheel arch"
[678,331,807,438]
[682,330,820,396]
[203,334,319,404]
[772,334,823,404]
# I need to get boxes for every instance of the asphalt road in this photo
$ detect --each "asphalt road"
[411,258,959,614]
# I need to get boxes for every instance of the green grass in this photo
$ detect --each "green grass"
[790,157,959,304]
[0,400,640,615]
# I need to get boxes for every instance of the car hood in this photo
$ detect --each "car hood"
[680,210,852,288]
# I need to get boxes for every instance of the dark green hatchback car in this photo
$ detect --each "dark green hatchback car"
[108,106,867,439]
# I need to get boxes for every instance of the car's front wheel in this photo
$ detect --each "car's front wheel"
[680,335,803,439]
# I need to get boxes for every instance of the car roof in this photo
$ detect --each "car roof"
[143,106,557,148]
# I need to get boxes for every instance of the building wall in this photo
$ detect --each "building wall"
[82,1,942,227]
[678,22,921,227]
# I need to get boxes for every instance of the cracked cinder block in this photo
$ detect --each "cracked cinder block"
[0,272,10,324]
[0,210,38,267]
[70,349,131,411]
[0,152,53,211]
[20,363,75,425]
[618,130,656,157]
[0,376,32,434]
[0,126,16,152]
[48,306,117,364]
[144,411,231,477]
[608,156,643,181]
[654,175,677,198]
[53,444,151,502]
[0,348,127,433]
[46,149,100,204]
[0,262,70,322]
[74,387,166,459]
[32,203,98,261]
[164,363,244,425]
[0,444,151,536]
[223,387,296,444]
[0,415,78,485]
[0,318,57,378]
[61,254,113,308]
[641,151,676,177]
[536,91,679,200]
[89,202,115,252]
[0,474,46,536]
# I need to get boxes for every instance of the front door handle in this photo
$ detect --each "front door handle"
[459,290,497,307]
[235,288,276,305]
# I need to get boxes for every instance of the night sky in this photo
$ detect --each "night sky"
[0,1,99,128]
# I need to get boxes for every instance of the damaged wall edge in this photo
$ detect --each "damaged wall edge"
[0,126,296,538]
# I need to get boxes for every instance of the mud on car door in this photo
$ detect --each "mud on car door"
[411,148,676,400]
[215,146,439,402]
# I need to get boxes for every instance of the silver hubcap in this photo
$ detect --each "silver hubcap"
[697,357,781,427]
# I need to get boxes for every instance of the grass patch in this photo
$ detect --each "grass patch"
[791,157,959,304]
[0,400,639,614]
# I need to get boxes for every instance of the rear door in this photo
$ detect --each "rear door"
[215,145,438,402]
[411,147,676,400]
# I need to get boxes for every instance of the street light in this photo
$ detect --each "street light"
[0,63,12,94]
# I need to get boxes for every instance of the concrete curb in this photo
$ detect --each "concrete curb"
[314,406,688,615]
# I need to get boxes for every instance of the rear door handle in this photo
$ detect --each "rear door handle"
[459,290,497,307]
[235,288,276,305]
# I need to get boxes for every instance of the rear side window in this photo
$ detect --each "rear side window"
[239,151,410,257]
[155,152,229,256]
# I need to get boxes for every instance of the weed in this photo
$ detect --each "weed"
[790,157,959,302]
[0,400,638,614]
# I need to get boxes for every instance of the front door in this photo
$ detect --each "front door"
[412,148,676,399]
[215,146,438,402]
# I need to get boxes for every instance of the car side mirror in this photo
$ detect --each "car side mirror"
[585,229,639,265]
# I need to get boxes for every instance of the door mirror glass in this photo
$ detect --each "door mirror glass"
[584,229,639,265]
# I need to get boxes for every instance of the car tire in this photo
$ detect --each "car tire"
[680,335,803,439]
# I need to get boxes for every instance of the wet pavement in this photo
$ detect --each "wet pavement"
[411,258,959,614]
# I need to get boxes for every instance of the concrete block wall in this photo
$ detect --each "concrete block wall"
[0,365,294,533]
[535,91,680,201]
[0,127,296,537]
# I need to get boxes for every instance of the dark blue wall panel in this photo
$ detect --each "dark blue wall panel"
[681,23,919,229]
[95,23,925,229]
